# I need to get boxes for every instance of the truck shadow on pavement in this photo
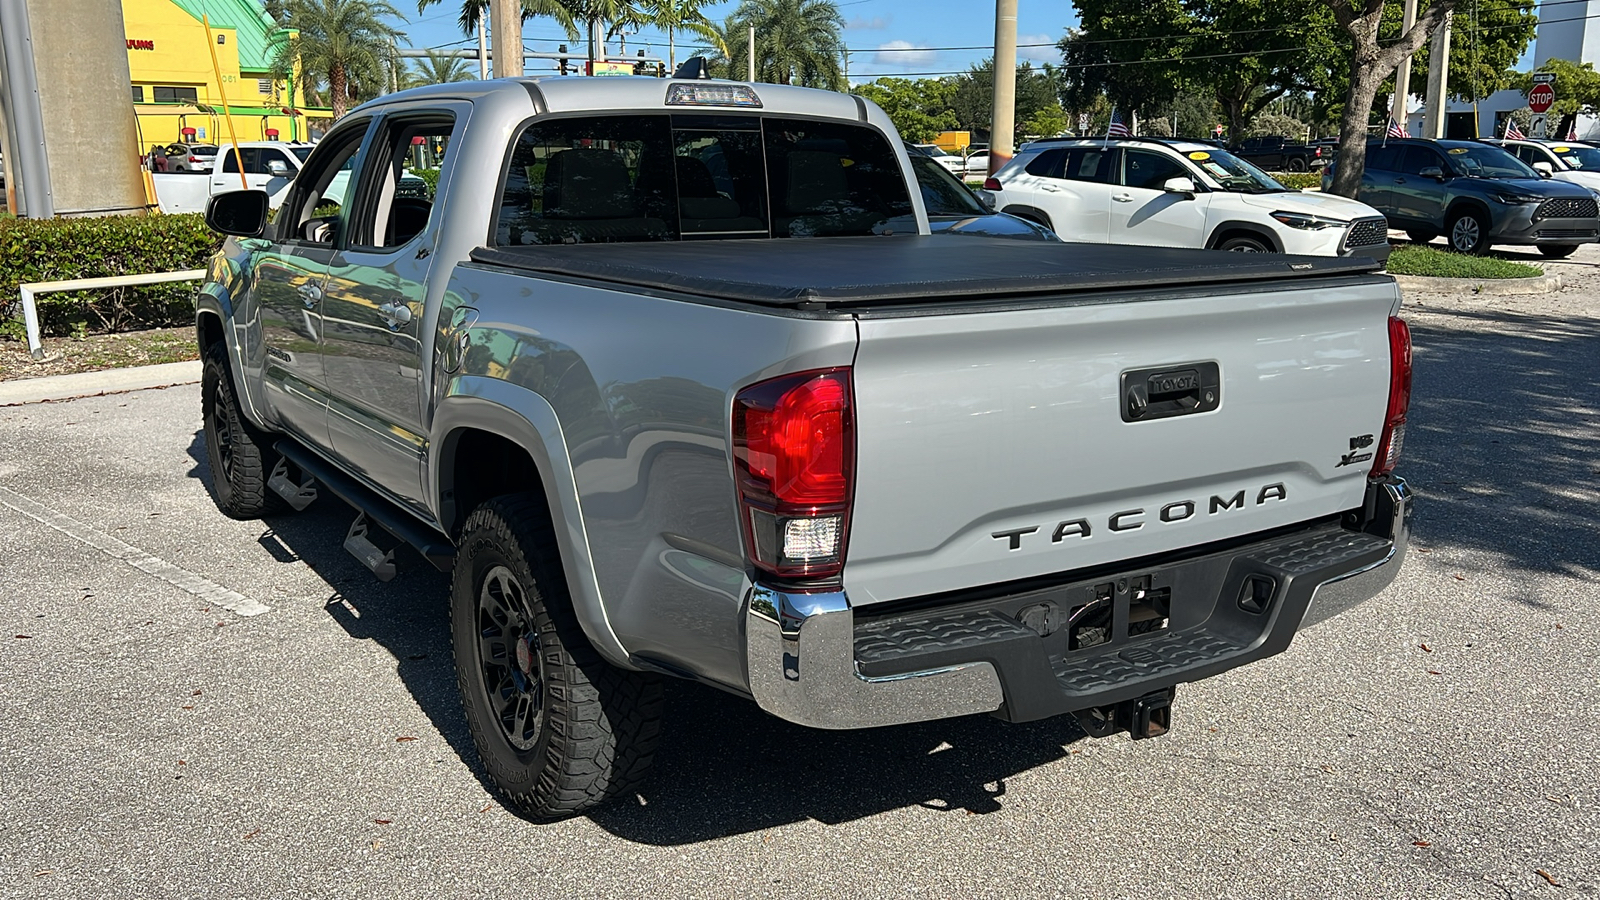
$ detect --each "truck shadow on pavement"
[183,434,1095,843]
[1402,305,1600,585]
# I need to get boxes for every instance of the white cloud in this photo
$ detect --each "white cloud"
[846,16,889,30]
[874,40,937,66]
[1017,32,1058,63]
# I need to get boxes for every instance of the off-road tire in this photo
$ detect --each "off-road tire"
[201,342,286,519]
[451,494,663,821]
[1538,244,1579,259]
[1447,208,1491,255]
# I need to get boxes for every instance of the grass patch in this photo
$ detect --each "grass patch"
[0,326,198,381]
[1386,245,1544,279]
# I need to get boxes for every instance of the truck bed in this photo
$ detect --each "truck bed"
[468,235,1383,309]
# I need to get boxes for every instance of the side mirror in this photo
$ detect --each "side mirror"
[1162,176,1197,197]
[1533,161,1554,177]
[205,189,270,237]
[266,159,290,177]
[1418,166,1445,180]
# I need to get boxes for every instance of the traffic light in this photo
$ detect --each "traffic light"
[558,44,568,75]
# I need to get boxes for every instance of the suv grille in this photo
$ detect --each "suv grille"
[1534,197,1598,220]
[1345,217,1389,247]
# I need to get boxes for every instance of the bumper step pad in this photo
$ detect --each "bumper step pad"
[852,524,1394,723]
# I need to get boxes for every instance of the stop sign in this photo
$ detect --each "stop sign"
[1530,83,1555,113]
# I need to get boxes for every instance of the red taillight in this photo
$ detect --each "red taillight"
[189,156,201,162]
[983,177,1002,191]
[1371,316,1412,477]
[733,368,853,581]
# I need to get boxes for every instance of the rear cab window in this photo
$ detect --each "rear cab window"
[493,114,912,245]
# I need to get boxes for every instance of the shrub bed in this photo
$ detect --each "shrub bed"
[1273,172,1323,191]
[1386,245,1544,279]
[0,213,223,338]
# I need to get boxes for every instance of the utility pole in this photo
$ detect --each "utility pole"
[477,8,489,80]
[1422,10,1453,139]
[1391,0,1419,132]
[989,0,1018,174]
[843,49,849,85]
[748,26,755,82]
[491,0,522,78]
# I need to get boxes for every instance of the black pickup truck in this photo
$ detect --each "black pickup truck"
[1229,136,1324,172]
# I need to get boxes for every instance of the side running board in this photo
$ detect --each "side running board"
[273,440,456,576]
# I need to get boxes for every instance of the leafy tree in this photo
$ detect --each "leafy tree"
[1323,0,1460,197]
[1021,104,1070,138]
[949,59,1061,141]
[273,0,406,119]
[1513,58,1600,139]
[415,0,579,41]
[724,0,845,90]
[642,0,723,70]
[853,78,958,143]
[410,48,475,85]
[1246,112,1308,140]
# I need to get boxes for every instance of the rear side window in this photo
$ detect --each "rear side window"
[493,114,911,245]
[1366,145,1402,172]
[1024,148,1066,177]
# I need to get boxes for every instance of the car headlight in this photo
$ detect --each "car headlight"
[1270,211,1347,230]
[1490,193,1542,204]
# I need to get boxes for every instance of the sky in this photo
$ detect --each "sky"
[386,0,1080,83]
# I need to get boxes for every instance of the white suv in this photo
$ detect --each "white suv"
[1496,139,1600,193]
[985,138,1391,263]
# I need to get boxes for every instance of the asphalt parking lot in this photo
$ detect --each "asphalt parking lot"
[2,260,1598,898]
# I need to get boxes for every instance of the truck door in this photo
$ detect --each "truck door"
[1109,148,1210,249]
[248,118,374,449]
[212,147,259,196]
[320,107,463,513]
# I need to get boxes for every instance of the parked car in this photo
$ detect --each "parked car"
[904,147,1055,239]
[911,142,964,174]
[166,142,219,173]
[1228,136,1324,172]
[1491,138,1600,193]
[987,137,1391,263]
[198,76,1411,821]
[961,149,991,176]
[1323,138,1600,257]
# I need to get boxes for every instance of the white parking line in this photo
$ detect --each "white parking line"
[0,486,271,617]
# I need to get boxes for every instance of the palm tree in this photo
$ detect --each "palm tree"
[416,0,579,43]
[411,48,476,84]
[274,0,406,119]
[642,0,722,70]
[725,0,844,90]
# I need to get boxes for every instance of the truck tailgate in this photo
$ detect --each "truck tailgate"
[844,277,1401,605]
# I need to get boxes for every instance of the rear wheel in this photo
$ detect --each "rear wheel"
[1447,209,1491,255]
[1406,230,1438,245]
[1216,234,1272,253]
[452,494,663,821]
[1288,157,1309,172]
[201,342,286,519]
[1538,244,1579,259]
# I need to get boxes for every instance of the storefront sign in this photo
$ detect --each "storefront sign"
[127,39,155,50]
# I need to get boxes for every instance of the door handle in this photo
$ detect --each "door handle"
[378,301,413,331]
[1113,193,1134,202]
[296,283,321,308]
[1042,184,1062,192]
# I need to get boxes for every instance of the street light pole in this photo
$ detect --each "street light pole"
[490,0,522,78]
[989,0,1018,175]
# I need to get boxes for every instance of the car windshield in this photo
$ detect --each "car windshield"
[1551,145,1600,170]
[1443,144,1536,178]
[908,153,989,216]
[1184,148,1288,193]
[291,146,314,161]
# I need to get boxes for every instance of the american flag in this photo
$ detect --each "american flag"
[1107,108,1131,138]
[1568,121,1578,141]
[1505,118,1525,140]
[1386,117,1409,138]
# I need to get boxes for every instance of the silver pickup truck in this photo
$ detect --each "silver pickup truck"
[197,76,1413,821]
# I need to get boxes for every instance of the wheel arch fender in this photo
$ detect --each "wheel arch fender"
[999,204,1054,230]
[1206,221,1283,253]
[1444,197,1492,226]
[194,282,269,432]
[430,375,631,668]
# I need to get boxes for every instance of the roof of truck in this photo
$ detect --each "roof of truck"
[355,76,864,122]
[471,236,1384,309]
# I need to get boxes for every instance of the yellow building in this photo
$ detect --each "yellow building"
[122,0,329,148]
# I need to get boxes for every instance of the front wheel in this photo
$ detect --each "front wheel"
[201,342,286,519]
[1406,230,1438,245]
[451,494,663,821]
[1447,209,1491,255]
[1538,244,1579,259]
[1216,235,1272,253]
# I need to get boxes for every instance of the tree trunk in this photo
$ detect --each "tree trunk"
[1331,47,1385,198]
[330,62,348,120]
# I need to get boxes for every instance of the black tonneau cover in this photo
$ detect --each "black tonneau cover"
[469,235,1384,308]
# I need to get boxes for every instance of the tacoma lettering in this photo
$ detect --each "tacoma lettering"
[994,483,1290,550]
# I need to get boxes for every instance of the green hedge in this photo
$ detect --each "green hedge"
[1274,172,1323,191]
[0,213,223,338]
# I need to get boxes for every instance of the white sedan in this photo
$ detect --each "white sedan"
[961,150,991,176]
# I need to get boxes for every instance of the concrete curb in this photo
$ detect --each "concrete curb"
[0,360,202,406]
[1392,273,1563,296]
